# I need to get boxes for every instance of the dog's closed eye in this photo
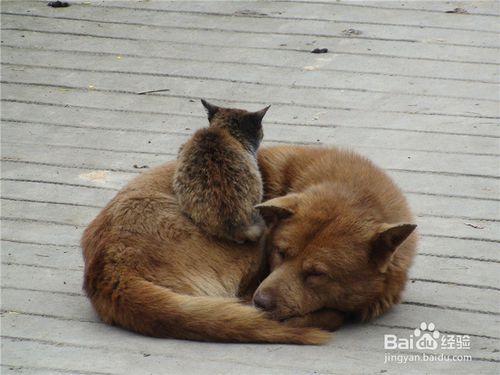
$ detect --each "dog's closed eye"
[307,270,326,277]
[304,267,329,284]
[276,248,287,260]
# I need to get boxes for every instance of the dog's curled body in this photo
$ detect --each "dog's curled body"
[81,161,329,344]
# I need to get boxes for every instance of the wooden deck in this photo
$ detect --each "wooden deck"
[1,0,499,373]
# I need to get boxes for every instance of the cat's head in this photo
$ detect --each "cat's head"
[201,99,270,152]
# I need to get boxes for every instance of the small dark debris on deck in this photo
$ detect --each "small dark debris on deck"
[445,7,468,14]
[133,164,149,169]
[47,1,69,8]
[311,48,328,54]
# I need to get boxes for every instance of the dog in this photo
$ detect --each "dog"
[253,145,418,330]
[81,159,329,344]
[82,145,415,343]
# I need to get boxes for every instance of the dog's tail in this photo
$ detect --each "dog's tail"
[99,277,330,345]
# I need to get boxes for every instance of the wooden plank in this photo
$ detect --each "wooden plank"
[3,43,497,101]
[406,280,500,315]
[2,28,497,84]
[3,99,499,139]
[410,256,499,290]
[3,65,498,118]
[1,241,84,271]
[2,264,83,294]
[2,160,136,191]
[2,313,497,370]
[418,216,499,242]
[1,335,487,375]
[3,153,499,222]
[25,0,500,27]
[2,199,99,228]
[1,142,165,174]
[2,362,115,375]
[1,220,82,247]
[116,0,500,21]
[3,85,497,133]
[416,236,500,262]
[1,337,330,375]
[1,1,498,372]
[3,111,499,161]
[2,33,499,100]
[3,118,499,177]
[3,139,499,204]
[4,112,496,157]
[279,0,500,18]
[3,2,499,52]
[2,11,500,70]
[1,179,116,208]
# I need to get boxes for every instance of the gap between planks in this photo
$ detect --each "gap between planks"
[3,141,500,180]
[3,62,499,104]
[4,107,500,139]
[3,196,498,224]
[4,165,500,200]
[2,21,499,66]
[274,0,500,18]
[3,118,499,157]
[2,43,499,85]
[2,84,499,121]
[2,119,500,156]
[2,6,499,50]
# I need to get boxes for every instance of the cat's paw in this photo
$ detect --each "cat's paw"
[241,222,265,242]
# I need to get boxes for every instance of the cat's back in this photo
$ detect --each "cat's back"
[173,127,263,238]
[175,127,260,190]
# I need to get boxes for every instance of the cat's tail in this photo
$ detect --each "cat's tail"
[93,276,330,345]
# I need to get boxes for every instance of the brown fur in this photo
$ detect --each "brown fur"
[82,156,329,344]
[173,100,269,243]
[253,146,418,329]
[82,144,416,342]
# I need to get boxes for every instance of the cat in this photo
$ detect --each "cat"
[173,99,270,243]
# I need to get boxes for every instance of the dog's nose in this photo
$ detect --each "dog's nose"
[253,290,276,311]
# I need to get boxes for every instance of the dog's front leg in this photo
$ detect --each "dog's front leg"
[283,310,344,331]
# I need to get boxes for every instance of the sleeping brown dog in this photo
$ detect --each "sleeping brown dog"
[253,146,418,330]
[82,143,416,344]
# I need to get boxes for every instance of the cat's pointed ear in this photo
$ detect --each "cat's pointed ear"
[371,223,417,273]
[201,99,219,121]
[250,105,270,124]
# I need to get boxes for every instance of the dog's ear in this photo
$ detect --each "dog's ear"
[201,99,219,121]
[255,194,298,225]
[371,223,416,273]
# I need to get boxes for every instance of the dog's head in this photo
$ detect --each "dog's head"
[253,184,416,320]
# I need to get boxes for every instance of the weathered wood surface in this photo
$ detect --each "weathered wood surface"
[1,1,499,374]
